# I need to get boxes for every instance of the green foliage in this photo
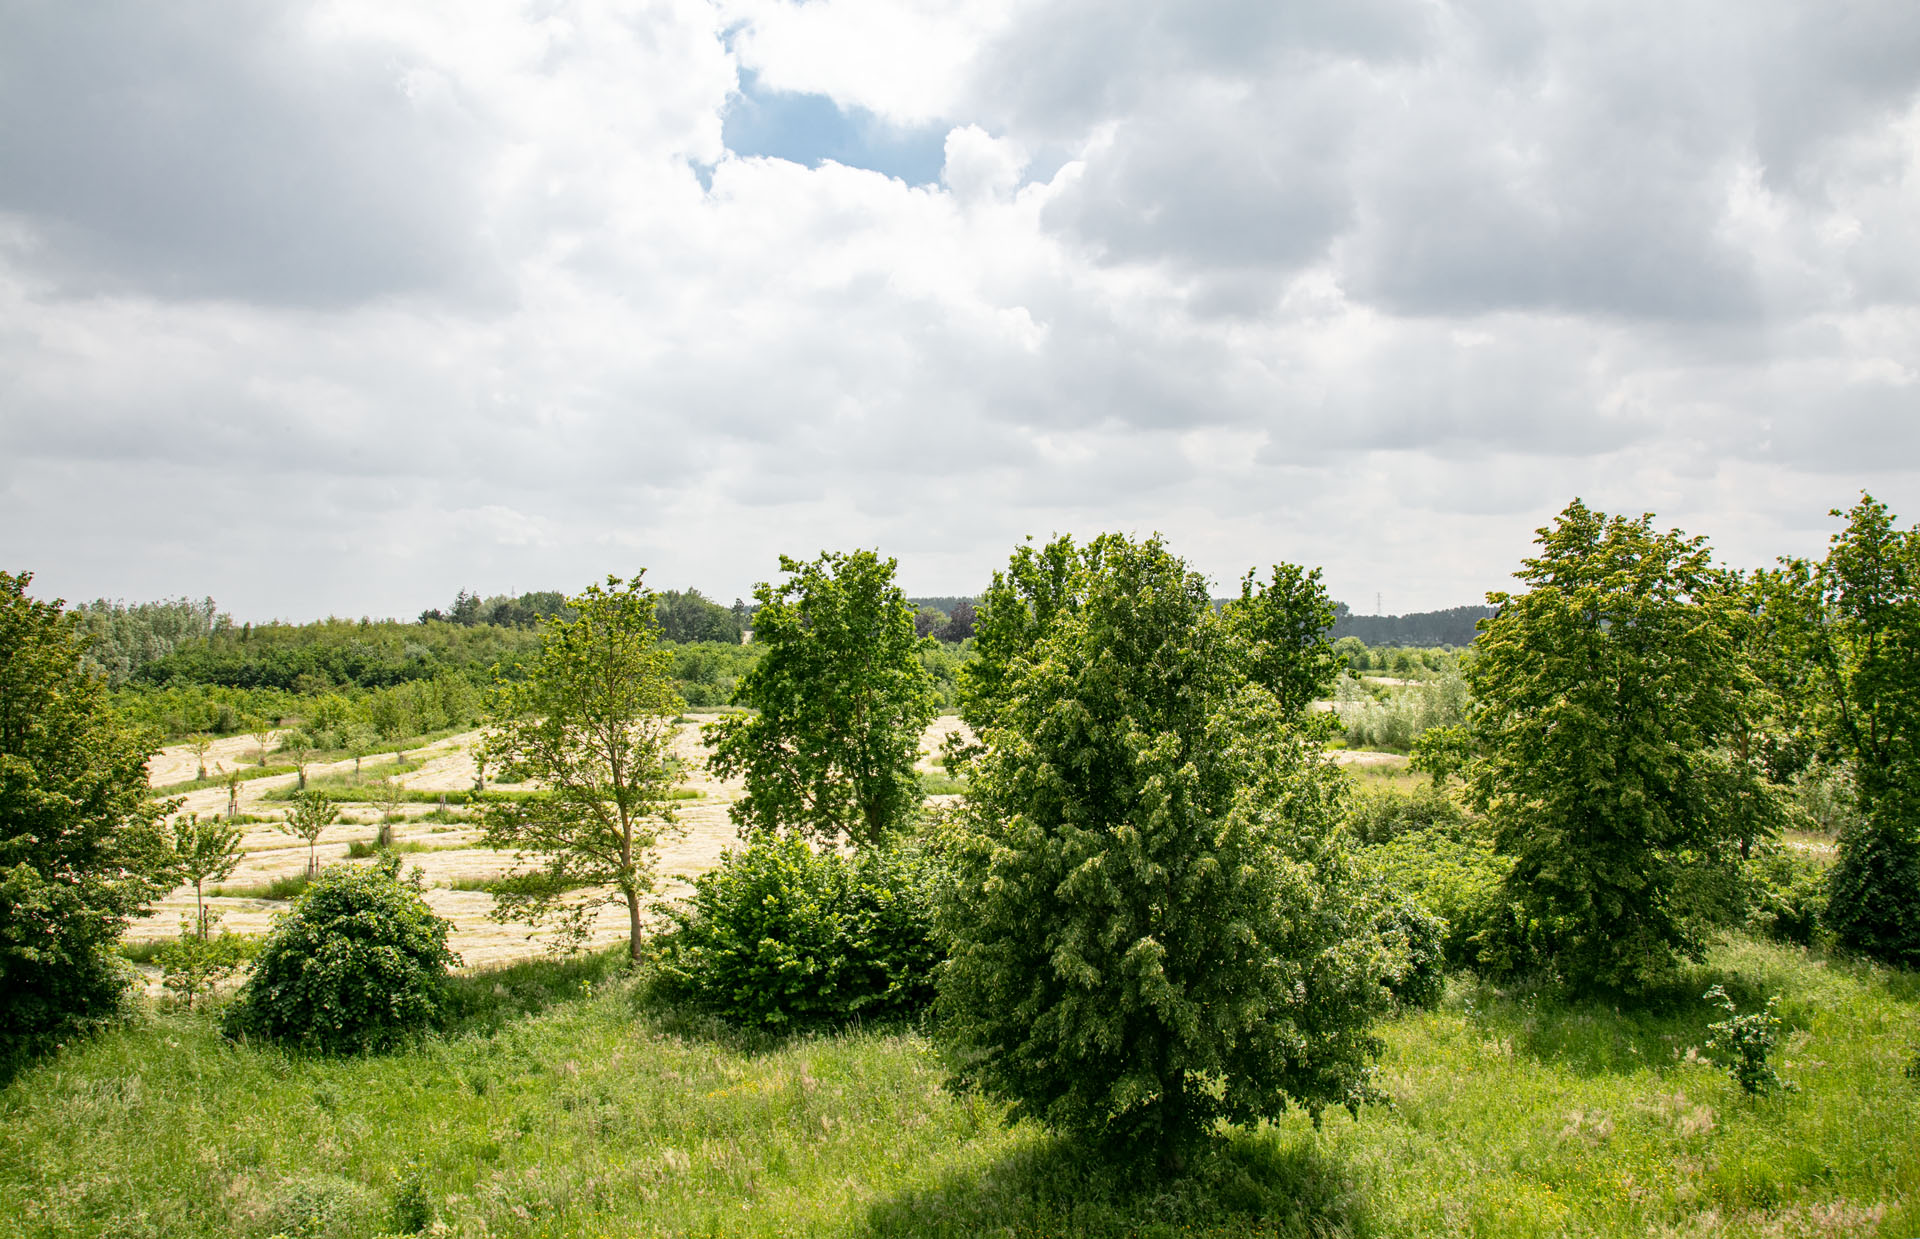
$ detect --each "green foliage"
[1223,562,1344,715]
[1702,984,1796,1096]
[1743,847,1830,946]
[0,571,176,1059]
[1345,781,1469,845]
[1336,670,1470,751]
[135,612,542,693]
[387,1161,434,1234]
[705,550,937,850]
[1373,897,1447,1010]
[168,812,244,939]
[223,854,458,1053]
[1758,494,1920,967]
[154,916,254,1008]
[1463,501,1781,995]
[71,595,219,687]
[653,836,940,1028]
[1825,822,1920,966]
[0,934,1916,1237]
[422,587,569,630]
[938,533,1389,1163]
[1359,826,1510,970]
[480,575,682,961]
[655,588,744,644]
[282,790,340,877]
[664,639,760,708]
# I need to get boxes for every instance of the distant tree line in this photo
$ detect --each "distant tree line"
[1328,603,1494,647]
[907,597,976,642]
[419,589,569,630]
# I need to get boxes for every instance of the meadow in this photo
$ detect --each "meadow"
[10,578,1913,1239]
[1,933,1912,1239]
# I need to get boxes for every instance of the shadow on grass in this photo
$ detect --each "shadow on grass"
[1454,962,1812,1077]
[855,1129,1370,1239]
[439,948,630,1039]
[624,971,932,1058]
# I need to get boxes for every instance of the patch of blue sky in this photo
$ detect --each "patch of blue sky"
[719,68,949,186]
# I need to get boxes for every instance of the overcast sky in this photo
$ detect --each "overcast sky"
[3,0,1917,621]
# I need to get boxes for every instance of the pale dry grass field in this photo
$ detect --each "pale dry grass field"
[134,715,972,969]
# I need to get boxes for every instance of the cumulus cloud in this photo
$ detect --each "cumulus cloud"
[1,0,1917,619]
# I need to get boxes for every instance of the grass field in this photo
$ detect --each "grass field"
[1,935,1913,1239]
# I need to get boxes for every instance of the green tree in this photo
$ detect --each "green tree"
[480,575,683,962]
[655,588,744,644]
[1,571,176,1056]
[1462,500,1777,994]
[1223,562,1345,716]
[186,732,213,781]
[1757,495,1920,966]
[282,790,339,877]
[282,729,314,790]
[705,550,937,850]
[170,812,244,940]
[937,534,1389,1168]
[249,720,276,767]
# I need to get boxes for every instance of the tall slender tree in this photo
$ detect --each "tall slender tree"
[481,575,683,961]
[706,550,937,850]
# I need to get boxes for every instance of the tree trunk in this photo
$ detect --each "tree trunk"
[626,892,644,963]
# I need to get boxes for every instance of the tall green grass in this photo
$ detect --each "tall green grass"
[0,936,1912,1238]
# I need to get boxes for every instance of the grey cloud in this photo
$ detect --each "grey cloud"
[0,1,496,307]
[1041,74,1356,276]
[957,0,1920,323]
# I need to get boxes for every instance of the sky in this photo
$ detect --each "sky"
[3,0,1918,622]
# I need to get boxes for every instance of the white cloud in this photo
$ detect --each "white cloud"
[2,0,1918,620]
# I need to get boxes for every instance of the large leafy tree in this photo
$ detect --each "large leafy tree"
[480,576,683,962]
[1463,501,1777,995]
[1757,495,1920,966]
[1,571,175,1056]
[705,550,937,850]
[937,534,1388,1168]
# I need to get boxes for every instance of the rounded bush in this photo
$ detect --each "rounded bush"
[223,856,459,1052]
[653,836,938,1028]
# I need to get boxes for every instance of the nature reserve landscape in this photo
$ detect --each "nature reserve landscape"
[1,499,1916,1239]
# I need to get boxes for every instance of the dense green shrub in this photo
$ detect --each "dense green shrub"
[1374,897,1447,1009]
[652,836,939,1028]
[1346,782,1469,845]
[1757,495,1920,969]
[1744,848,1830,946]
[223,855,459,1052]
[1823,823,1920,967]
[1360,827,1510,970]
